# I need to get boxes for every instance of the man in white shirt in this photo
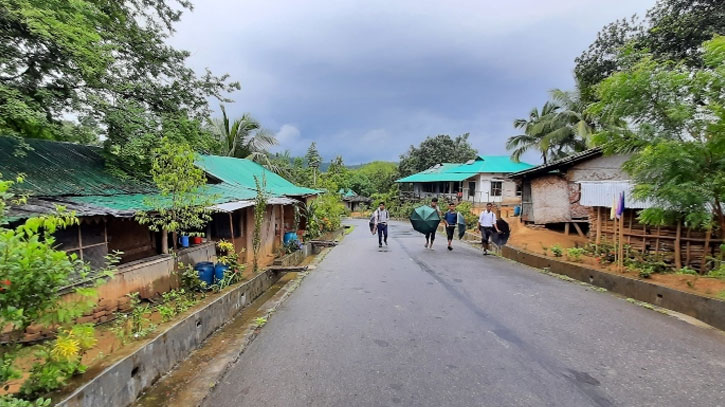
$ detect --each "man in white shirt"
[373,201,390,248]
[478,202,501,255]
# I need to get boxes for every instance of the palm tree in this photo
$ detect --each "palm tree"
[210,104,281,172]
[507,101,560,164]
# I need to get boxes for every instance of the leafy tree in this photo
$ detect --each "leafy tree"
[349,161,398,196]
[398,134,477,177]
[575,0,725,103]
[135,138,215,250]
[208,105,278,161]
[0,0,238,173]
[305,142,322,186]
[319,156,351,193]
[588,36,725,235]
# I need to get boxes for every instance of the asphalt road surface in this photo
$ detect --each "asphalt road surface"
[203,219,725,407]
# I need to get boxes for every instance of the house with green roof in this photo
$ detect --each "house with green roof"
[1,136,319,323]
[395,155,534,206]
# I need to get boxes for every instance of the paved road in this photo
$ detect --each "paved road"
[203,220,725,407]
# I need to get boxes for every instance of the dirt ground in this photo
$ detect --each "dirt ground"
[504,216,725,300]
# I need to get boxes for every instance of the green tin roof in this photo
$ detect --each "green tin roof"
[339,188,358,197]
[0,137,153,197]
[196,155,319,197]
[396,156,534,183]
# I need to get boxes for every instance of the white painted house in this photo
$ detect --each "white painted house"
[396,156,534,206]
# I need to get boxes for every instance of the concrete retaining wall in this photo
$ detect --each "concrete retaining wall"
[501,245,725,331]
[274,243,310,267]
[57,268,282,407]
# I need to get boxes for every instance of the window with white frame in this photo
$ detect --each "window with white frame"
[490,181,502,197]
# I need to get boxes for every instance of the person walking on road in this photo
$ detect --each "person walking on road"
[373,202,389,248]
[425,198,442,249]
[478,202,501,255]
[444,202,458,251]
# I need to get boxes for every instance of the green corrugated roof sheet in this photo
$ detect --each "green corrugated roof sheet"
[2,137,318,219]
[0,137,153,197]
[396,156,534,183]
[196,155,319,197]
[339,188,358,197]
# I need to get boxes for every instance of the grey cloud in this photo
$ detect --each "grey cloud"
[172,0,654,164]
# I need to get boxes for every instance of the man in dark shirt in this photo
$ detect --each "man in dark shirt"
[443,202,458,251]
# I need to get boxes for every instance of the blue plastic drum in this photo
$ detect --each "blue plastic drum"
[214,263,229,284]
[194,262,214,286]
[283,232,298,244]
[513,206,521,216]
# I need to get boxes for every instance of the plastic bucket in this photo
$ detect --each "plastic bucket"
[283,232,298,244]
[194,262,214,286]
[179,235,190,248]
[513,206,521,217]
[191,236,203,245]
[214,263,229,283]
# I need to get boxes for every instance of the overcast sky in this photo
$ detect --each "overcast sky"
[171,0,654,165]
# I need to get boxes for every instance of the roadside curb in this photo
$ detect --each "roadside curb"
[500,245,725,331]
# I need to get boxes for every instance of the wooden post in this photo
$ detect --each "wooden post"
[572,222,585,238]
[674,220,682,270]
[229,212,236,252]
[161,230,169,254]
[701,226,712,274]
[655,226,661,255]
[627,211,633,245]
[642,224,647,254]
[595,207,601,247]
[564,222,570,236]
[685,228,691,267]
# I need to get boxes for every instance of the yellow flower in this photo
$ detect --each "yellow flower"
[51,336,81,362]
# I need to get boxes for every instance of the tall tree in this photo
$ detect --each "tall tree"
[588,36,725,237]
[209,105,277,159]
[398,134,477,177]
[507,102,560,164]
[575,0,725,104]
[305,142,322,186]
[0,0,238,173]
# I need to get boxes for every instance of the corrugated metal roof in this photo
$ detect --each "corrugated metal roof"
[396,164,475,183]
[396,156,534,183]
[454,155,535,174]
[509,148,603,179]
[0,137,153,197]
[210,200,255,213]
[579,181,653,209]
[196,155,319,197]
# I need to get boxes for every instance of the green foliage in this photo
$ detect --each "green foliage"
[215,240,244,289]
[209,105,277,159]
[566,248,585,262]
[589,36,725,233]
[0,0,238,173]
[454,201,478,228]
[305,143,322,186]
[158,289,196,322]
[508,97,589,165]
[253,176,268,273]
[0,174,117,400]
[398,134,477,177]
[550,244,563,257]
[349,161,399,197]
[706,265,725,280]
[135,138,215,239]
[300,194,346,240]
[21,324,98,397]
[676,266,698,275]
[254,317,267,327]
[575,0,725,104]
[637,266,654,279]
[111,293,156,344]
[177,262,206,291]
[0,396,50,407]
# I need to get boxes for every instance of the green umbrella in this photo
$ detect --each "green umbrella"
[409,205,441,234]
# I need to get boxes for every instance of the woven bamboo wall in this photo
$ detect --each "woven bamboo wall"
[588,207,721,271]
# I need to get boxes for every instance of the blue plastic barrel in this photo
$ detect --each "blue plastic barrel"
[214,263,229,283]
[513,206,521,216]
[283,232,298,244]
[194,262,214,286]
[179,235,190,248]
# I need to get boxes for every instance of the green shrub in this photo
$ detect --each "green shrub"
[706,265,725,279]
[676,266,698,275]
[551,244,563,257]
[566,248,585,262]
[638,267,654,279]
